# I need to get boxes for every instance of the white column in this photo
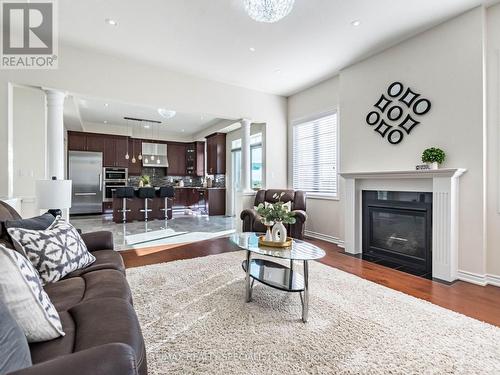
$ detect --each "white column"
[240,118,252,193]
[44,90,66,179]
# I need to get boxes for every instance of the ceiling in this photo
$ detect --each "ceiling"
[65,95,226,139]
[59,0,496,96]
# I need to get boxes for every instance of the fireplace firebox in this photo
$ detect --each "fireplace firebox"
[362,191,432,278]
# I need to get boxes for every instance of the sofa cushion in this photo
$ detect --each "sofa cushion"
[8,217,96,284]
[44,269,132,311]
[62,250,125,279]
[0,245,65,342]
[0,301,32,374]
[30,298,146,370]
[70,298,146,370]
[29,310,76,364]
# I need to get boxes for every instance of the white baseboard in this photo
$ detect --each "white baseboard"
[304,230,344,248]
[486,273,500,287]
[457,270,500,287]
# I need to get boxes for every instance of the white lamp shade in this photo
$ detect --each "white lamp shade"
[35,180,72,210]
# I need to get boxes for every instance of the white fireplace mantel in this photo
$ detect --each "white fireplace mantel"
[340,168,467,282]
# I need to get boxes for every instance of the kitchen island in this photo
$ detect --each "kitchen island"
[173,187,226,216]
[112,186,226,223]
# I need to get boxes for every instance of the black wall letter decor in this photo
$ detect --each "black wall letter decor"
[366,82,431,144]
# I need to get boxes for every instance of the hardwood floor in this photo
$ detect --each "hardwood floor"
[120,236,500,327]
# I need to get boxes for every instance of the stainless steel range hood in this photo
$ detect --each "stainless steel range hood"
[142,142,169,167]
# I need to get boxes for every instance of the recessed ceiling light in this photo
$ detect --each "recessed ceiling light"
[158,108,176,119]
[181,129,185,132]
[105,18,118,26]
[103,120,108,124]
[249,47,256,52]
[275,69,282,74]
[351,20,361,27]
[104,103,109,108]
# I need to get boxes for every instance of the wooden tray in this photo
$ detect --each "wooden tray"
[258,236,293,248]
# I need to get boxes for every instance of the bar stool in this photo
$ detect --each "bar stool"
[116,187,135,223]
[158,186,175,220]
[138,187,156,221]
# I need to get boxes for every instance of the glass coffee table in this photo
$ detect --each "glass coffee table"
[229,232,326,323]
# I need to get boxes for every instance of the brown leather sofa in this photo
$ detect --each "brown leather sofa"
[0,201,147,375]
[240,189,307,239]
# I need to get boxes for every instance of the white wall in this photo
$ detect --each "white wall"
[287,76,344,242]
[12,86,47,217]
[486,3,500,277]
[288,7,491,278]
[0,43,287,198]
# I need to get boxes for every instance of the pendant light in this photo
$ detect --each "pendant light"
[131,134,136,164]
[138,123,143,161]
[124,119,130,160]
[150,122,155,160]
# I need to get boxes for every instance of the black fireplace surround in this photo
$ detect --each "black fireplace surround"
[362,191,432,277]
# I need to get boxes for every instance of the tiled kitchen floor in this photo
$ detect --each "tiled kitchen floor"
[70,211,236,251]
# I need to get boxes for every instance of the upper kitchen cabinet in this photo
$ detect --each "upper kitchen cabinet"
[114,137,129,168]
[67,131,87,151]
[102,136,129,168]
[206,133,226,175]
[186,141,205,177]
[167,143,187,176]
[86,134,105,153]
[68,132,129,168]
[128,139,142,175]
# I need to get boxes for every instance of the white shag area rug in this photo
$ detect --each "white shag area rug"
[127,252,500,375]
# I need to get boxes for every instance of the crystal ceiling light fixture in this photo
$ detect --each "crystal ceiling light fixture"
[243,0,295,23]
[158,108,176,119]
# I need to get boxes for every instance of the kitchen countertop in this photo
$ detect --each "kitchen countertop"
[173,186,226,190]
[129,186,226,190]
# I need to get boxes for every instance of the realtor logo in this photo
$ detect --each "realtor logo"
[1,0,58,69]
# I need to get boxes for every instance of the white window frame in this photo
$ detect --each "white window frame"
[292,110,339,200]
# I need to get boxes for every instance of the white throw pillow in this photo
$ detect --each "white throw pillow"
[0,245,65,342]
[7,217,95,285]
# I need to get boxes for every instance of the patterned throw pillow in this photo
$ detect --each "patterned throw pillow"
[0,245,64,342]
[7,217,96,284]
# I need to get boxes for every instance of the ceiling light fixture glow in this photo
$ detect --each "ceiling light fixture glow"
[243,0,295,23]
[351,20,361,27]
[105,18,118,26]
[157,108,176,119]
[249,47,256,52]
[103,120,108,124]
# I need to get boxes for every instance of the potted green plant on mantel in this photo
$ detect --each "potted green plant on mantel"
[256,192,296,243]
[421,147,446,170]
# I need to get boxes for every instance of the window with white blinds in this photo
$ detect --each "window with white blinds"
[293,112,338,196]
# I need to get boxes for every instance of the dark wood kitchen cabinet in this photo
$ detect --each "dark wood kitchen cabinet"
[206,133,226,175]
[86,134,105,153]
[128,139,143,175]
[114,138,129,168]
[103,136,128,168]
[186,141,205,177]
[67,132,87,151]
[167,143,187,176]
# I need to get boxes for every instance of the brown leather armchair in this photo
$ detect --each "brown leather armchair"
[240,189,307,239]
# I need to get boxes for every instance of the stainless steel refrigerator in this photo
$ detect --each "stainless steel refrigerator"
[68,151,103,214]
